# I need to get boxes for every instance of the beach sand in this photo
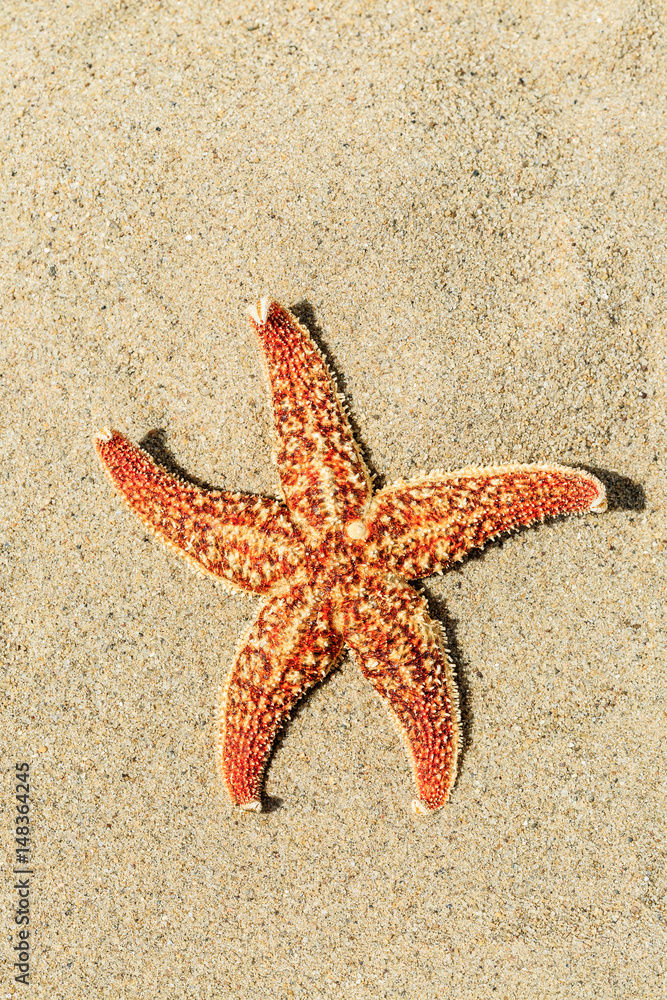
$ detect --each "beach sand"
[1,1,665,997]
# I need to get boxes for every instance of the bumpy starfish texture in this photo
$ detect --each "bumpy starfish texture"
[96,299,606,814]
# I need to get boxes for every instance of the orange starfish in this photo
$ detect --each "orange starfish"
[96,299,606,814]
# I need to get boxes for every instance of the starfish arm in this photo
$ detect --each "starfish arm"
[220,582,343,809]
[341,573,460,813]
[247,299,372,542]
[95,429,306,594]
[362,464,606,579]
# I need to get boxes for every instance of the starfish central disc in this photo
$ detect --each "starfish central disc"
[96,298,607,814]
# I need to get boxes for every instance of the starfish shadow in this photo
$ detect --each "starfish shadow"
[137,429,261,498]
[255,658,346,813]
[137,429,218,490]
[578,466,645,511]
[290,300,387,490]
[418,581,474,794]
[258,793,284,814]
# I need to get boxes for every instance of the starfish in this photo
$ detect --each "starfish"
[95,298,606,814]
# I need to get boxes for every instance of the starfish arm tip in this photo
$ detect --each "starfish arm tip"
[590,489,607,512]
[95,427,114,444]
[412,798,439,816]
[260,295,270,322]
[237,799,262,813]
[247,297,271,326]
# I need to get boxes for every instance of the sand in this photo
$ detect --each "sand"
[1,1,665,997]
